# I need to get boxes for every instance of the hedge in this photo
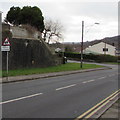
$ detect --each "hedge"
[64,52,119,63]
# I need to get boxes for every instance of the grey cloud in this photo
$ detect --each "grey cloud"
[0,1,118,42]
[62,2,117,20]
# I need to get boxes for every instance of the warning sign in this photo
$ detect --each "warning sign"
[2,38,11,46]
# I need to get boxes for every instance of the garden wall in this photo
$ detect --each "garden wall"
[2,32,62,70]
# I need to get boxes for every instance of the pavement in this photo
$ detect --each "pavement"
[99,98,120,119]
[1,65,119,119]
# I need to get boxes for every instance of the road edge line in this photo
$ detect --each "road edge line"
[75,89,120,120]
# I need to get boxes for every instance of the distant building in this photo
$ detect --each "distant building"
[83,42,116,56]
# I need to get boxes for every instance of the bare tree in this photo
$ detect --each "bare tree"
[43,19,64,44]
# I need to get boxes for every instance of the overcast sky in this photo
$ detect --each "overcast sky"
[0,0,119,42]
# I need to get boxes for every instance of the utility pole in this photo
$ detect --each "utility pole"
[80,21,84,68]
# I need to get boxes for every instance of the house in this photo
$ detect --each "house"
[83,42,116,56]
[115,48,120,56]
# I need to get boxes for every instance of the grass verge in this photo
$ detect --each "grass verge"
[2,63,104,77]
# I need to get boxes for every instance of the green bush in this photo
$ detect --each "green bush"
[64,52,118,63]
[95,55,118,62]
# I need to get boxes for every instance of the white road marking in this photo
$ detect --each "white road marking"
[0,92,43,104]
[109,74,116,77]
[82,80,95,84]
[56,84,76,91]
[98,77,106,80]
[109,75,113,77]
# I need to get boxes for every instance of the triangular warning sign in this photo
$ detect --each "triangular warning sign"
[2,38,11,46]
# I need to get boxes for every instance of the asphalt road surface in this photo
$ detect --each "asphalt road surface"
[2,63,118,118]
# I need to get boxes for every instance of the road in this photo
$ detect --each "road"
[2,63,118,118]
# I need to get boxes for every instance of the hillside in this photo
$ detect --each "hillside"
[49,35,119,53]
[89,35,119,48]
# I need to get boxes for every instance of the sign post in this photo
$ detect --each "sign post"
[1,37,11,81]
[6,51,9,79]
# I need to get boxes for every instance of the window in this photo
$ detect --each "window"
[103,48,108,51]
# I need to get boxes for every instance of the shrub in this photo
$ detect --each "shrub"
[64,52,118,63]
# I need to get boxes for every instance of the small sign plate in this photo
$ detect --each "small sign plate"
[1,46,10,51]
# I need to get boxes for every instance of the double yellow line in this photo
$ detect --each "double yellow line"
[75,89,120,120]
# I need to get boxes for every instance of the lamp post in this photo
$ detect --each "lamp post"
[80,21,84,68]
[80,21,100,68]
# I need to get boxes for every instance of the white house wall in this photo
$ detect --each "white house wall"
[84,42,116,56]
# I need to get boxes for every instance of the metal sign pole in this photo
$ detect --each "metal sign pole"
[6,51,9,81]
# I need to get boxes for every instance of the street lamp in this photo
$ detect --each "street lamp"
[80,21,100,68]
[80,21,84,68]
